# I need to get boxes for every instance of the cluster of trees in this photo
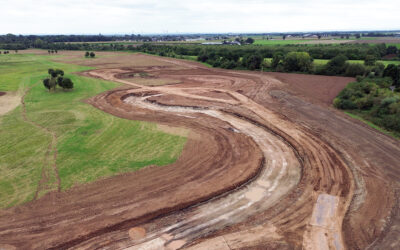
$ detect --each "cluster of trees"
[43,69,73,91]
[334,77,400,133]
[47,50,58,54]
[267,52,313,72]
[0,51,10,54]
[234,37,255,44]
[85,51,96,58]
[314,54,400,80]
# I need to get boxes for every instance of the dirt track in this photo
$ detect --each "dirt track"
[0,52,399,250]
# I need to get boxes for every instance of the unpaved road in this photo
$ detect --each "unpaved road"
[0,52,399,250]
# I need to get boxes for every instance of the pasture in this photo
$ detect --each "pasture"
[0,53,187,208]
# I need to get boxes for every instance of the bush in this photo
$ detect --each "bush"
[323,54,348,75]
[345,63,366,77]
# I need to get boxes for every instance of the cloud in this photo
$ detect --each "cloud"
[0,0,399,34]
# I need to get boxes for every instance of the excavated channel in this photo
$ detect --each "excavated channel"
[121,94,301,249]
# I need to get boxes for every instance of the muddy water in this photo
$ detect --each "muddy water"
[123,95,301,249]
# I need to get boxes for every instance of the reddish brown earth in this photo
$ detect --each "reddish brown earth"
[0,52,399,250]
[0,91,6,96]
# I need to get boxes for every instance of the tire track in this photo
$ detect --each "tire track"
[20,85,61,200]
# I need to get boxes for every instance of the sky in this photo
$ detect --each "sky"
[1,0,399,35]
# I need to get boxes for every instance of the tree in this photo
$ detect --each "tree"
[282,35,286,40]
[245,37,255,44]
[271,52,284,69]
[43,78,51,91]
[383,64,400,86]
[242,54,263,70]
[90,52,95,58]
[55,69,64,76]
[344,63,366,77]
[355,34,361,39]
[386,46,398,55]
[324,54,348,75]
[364,54,377,66]
[61,77,74,90]
[371,62,385,77]
[282,52,313,72]
[85,51,90,57]
[318,35,322,40]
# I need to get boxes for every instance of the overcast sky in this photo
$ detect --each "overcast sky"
[1,0,399,35]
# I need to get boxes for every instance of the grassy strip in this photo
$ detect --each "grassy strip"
[344,111,399,139]
[0,53,187,208]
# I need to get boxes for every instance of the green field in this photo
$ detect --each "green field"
[0,54,187,208]
[387,43,400,49]
[313,59,400,66]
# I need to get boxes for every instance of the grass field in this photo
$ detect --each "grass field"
[0,54,187,208]
[313,59,400,66]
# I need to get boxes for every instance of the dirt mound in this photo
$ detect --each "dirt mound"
[0,92,6,96]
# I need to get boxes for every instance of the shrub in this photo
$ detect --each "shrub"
[345,63,366,77]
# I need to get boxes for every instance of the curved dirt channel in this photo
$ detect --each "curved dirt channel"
[74,67,354,250]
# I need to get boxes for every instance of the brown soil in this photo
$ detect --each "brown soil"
[0,52,399,250]
[265,72,354,105]
[0,92,20,116]
[349,38,400,44]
